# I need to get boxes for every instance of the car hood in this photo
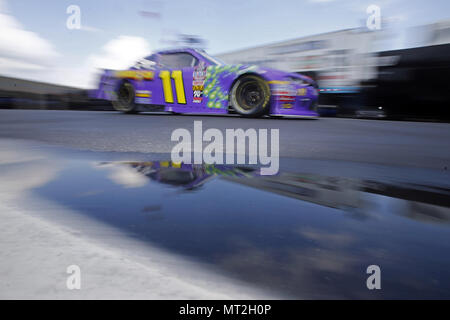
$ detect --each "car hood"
[235,64,316,86]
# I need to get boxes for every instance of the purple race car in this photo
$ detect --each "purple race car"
[94,48,319,118]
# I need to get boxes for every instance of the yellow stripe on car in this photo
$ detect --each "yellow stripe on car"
[267,80,290,84]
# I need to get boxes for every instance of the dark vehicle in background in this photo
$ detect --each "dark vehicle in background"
[361,43,450,120]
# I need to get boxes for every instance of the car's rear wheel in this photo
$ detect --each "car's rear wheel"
[113,82,139,114]
[230,75,270,117]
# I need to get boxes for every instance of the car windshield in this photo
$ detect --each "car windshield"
[195,49,225,66]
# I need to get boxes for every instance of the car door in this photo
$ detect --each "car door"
[157,53,203,112]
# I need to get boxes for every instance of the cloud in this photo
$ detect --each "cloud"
[57,35,152,88]
[87,35,151,71]
[0,1,150,89]
[97,163,149,188]
[0,140,61,201]
[53,35,151,89]
[0,2,59,75]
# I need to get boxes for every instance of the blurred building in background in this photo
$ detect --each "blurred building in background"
[0,76,112,111]
[217,20,450,120]
[218,28,378,91]
[366,20,450,120]
[405,20,450,47]
[217,27,379,117]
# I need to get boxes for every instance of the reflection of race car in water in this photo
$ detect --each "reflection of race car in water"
[93,48,319,118]
[100,161,450,225]
[110,161,259,190]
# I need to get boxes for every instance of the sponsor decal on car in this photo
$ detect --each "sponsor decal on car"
[135,90,152,104]
[192,62,207,103]
[272,84,296,102]
[136,90,152,98]
[115,70,155,81]
[297,88,307,96]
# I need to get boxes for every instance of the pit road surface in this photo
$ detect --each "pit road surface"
[1,109,450,299]
[0,109,449,169]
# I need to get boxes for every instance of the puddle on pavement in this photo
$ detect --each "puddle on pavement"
[1,146,450,298]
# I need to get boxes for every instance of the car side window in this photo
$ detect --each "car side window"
[159,53,198,69]
[134,54,157,69]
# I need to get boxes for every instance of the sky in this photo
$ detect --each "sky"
[0,0,449,88]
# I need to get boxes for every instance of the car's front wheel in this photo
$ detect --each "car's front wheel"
[112,82,139,114]
[230,75,270,117]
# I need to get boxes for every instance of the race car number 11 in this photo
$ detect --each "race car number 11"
[159,70,186,104]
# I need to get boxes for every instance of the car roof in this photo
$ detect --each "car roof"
[155,47,199,55]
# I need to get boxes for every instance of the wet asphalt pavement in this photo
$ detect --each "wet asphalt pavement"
[0,109,449,170]
[1,109,450,299]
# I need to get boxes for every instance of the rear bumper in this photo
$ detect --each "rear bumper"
[91,70,120,101]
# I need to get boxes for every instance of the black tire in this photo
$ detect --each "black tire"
[112,82,139,114]
[230,75,270,117]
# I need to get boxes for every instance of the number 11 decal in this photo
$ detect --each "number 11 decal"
[159,70,186,104]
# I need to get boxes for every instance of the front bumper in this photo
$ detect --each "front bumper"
[269,81,319,117]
